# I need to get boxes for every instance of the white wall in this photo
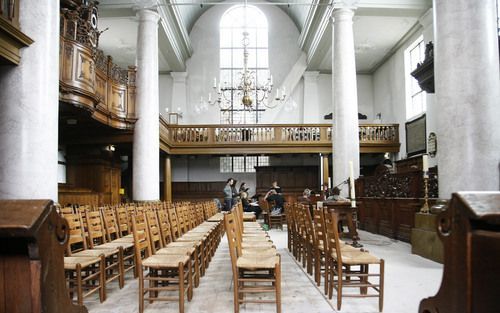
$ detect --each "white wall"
[58,146,66,183]
[181,3,303,124]
[372,30,423,159]
[159,74,173,118]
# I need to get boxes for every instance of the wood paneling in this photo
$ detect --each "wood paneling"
[63,156,121,206]
[172,181,226,201]
[255,166,319,202]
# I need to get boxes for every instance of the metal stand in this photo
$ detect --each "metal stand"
[420,174,430,214]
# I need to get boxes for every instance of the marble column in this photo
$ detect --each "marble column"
[303,71,320,124]
[0,1,59,200]
[170,72,187,122]
[331,5,360,197]
[434,0,500,197]
[133,9,160,201]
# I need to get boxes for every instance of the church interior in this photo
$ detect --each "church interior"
[0,0,499,312]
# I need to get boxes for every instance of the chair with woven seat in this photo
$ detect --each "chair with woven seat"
[132,215,193,313]
[62,212,115,304]
[325,211,384,312]
[224,212,281,313]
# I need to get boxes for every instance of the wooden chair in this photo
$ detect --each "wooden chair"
[325,211,384,311]
[311,206,329,293]
[132,215,193,313]
[62,212,112,304]
[101,207,137,278]
[224,212,281,313]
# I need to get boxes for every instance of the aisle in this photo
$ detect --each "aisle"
[86,227,443,313]
[86,228,333,313]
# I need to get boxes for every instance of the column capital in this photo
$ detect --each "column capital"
[303,71,320,82]
[170,71,188,83]
[333,0,358,11]
[332,7,356,22]
[135,7,160,23]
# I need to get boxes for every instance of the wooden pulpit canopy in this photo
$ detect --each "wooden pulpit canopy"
[0,200,87,313]
[419,192,500,313]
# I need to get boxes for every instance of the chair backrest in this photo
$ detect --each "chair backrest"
[167,206,181,240]
[85,209,107,248]
[312,206,327,250]
[64,212,88,255]
[324,211,343,265]
[157,207,174,245]
[145,210,163,253]
[101,207,121,242]
[114,206,130,236]
[223,212,242,277]
[132,214,152,266]
[302,204,316,244]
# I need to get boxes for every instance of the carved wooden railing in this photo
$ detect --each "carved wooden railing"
[58,2,137,129]
[159,119,399,154]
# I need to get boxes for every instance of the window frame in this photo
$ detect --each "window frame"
[404,35,427,121]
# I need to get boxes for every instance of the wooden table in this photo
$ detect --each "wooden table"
[321,200,362,247]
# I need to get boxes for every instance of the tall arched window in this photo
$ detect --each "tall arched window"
[219,5,268,124]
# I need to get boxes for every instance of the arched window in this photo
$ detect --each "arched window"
[219,5,268,124]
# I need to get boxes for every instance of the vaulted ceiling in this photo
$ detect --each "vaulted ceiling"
[97,0,431,73]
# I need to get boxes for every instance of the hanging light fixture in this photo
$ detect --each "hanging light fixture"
[207,1,286,111]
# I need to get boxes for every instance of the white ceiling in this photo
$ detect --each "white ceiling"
[97,0,432,73]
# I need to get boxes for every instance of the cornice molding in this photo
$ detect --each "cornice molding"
[156,0,193,71]
[298,0,332,66]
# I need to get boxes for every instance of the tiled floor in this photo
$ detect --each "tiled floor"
[86,227,443,313]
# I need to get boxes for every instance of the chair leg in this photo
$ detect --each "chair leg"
[76,265,83,305]
[187,261,193,301]
[314,249,321,286]
[100,256,106,302]
[179,263,185,313]
[275,262,282,313]
[138,267,144,313]
[337,267,342,310]
[234,274,240,313]
[379,260,385,312]
[360,264,368,295]
[324,260,329,295]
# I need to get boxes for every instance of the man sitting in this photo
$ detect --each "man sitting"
[265,189,284,215]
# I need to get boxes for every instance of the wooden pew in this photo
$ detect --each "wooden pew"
[0,200,87,313]
[419,192,500,313]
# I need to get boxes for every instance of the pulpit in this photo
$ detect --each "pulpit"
[0,200,88,313]
[419,192,500,313]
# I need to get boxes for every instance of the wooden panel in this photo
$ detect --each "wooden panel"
[73,46,95,92]
[172,181,226,201]
[357,198,425,242]
[108,83,127,118]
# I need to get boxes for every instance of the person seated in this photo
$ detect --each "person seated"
[265,189,284,215]
[327,186,348,201]
[298,188,311,203]
[241,191,262,218]
[269,181,282,194]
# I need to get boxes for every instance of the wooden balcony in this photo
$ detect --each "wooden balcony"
[160,118,400,155]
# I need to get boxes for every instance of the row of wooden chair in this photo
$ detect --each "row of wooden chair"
[224,204,282,313]
[58,200,223,313]
[287,203,385,311]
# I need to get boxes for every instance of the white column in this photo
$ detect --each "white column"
[0,1,59,200]
[303,71,320,124]
[331,5,360,197]
[133,9,160,201]
[170,72,187,122]
[434,0,500,197]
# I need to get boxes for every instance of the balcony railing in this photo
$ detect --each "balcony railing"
[159,120,400,154]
